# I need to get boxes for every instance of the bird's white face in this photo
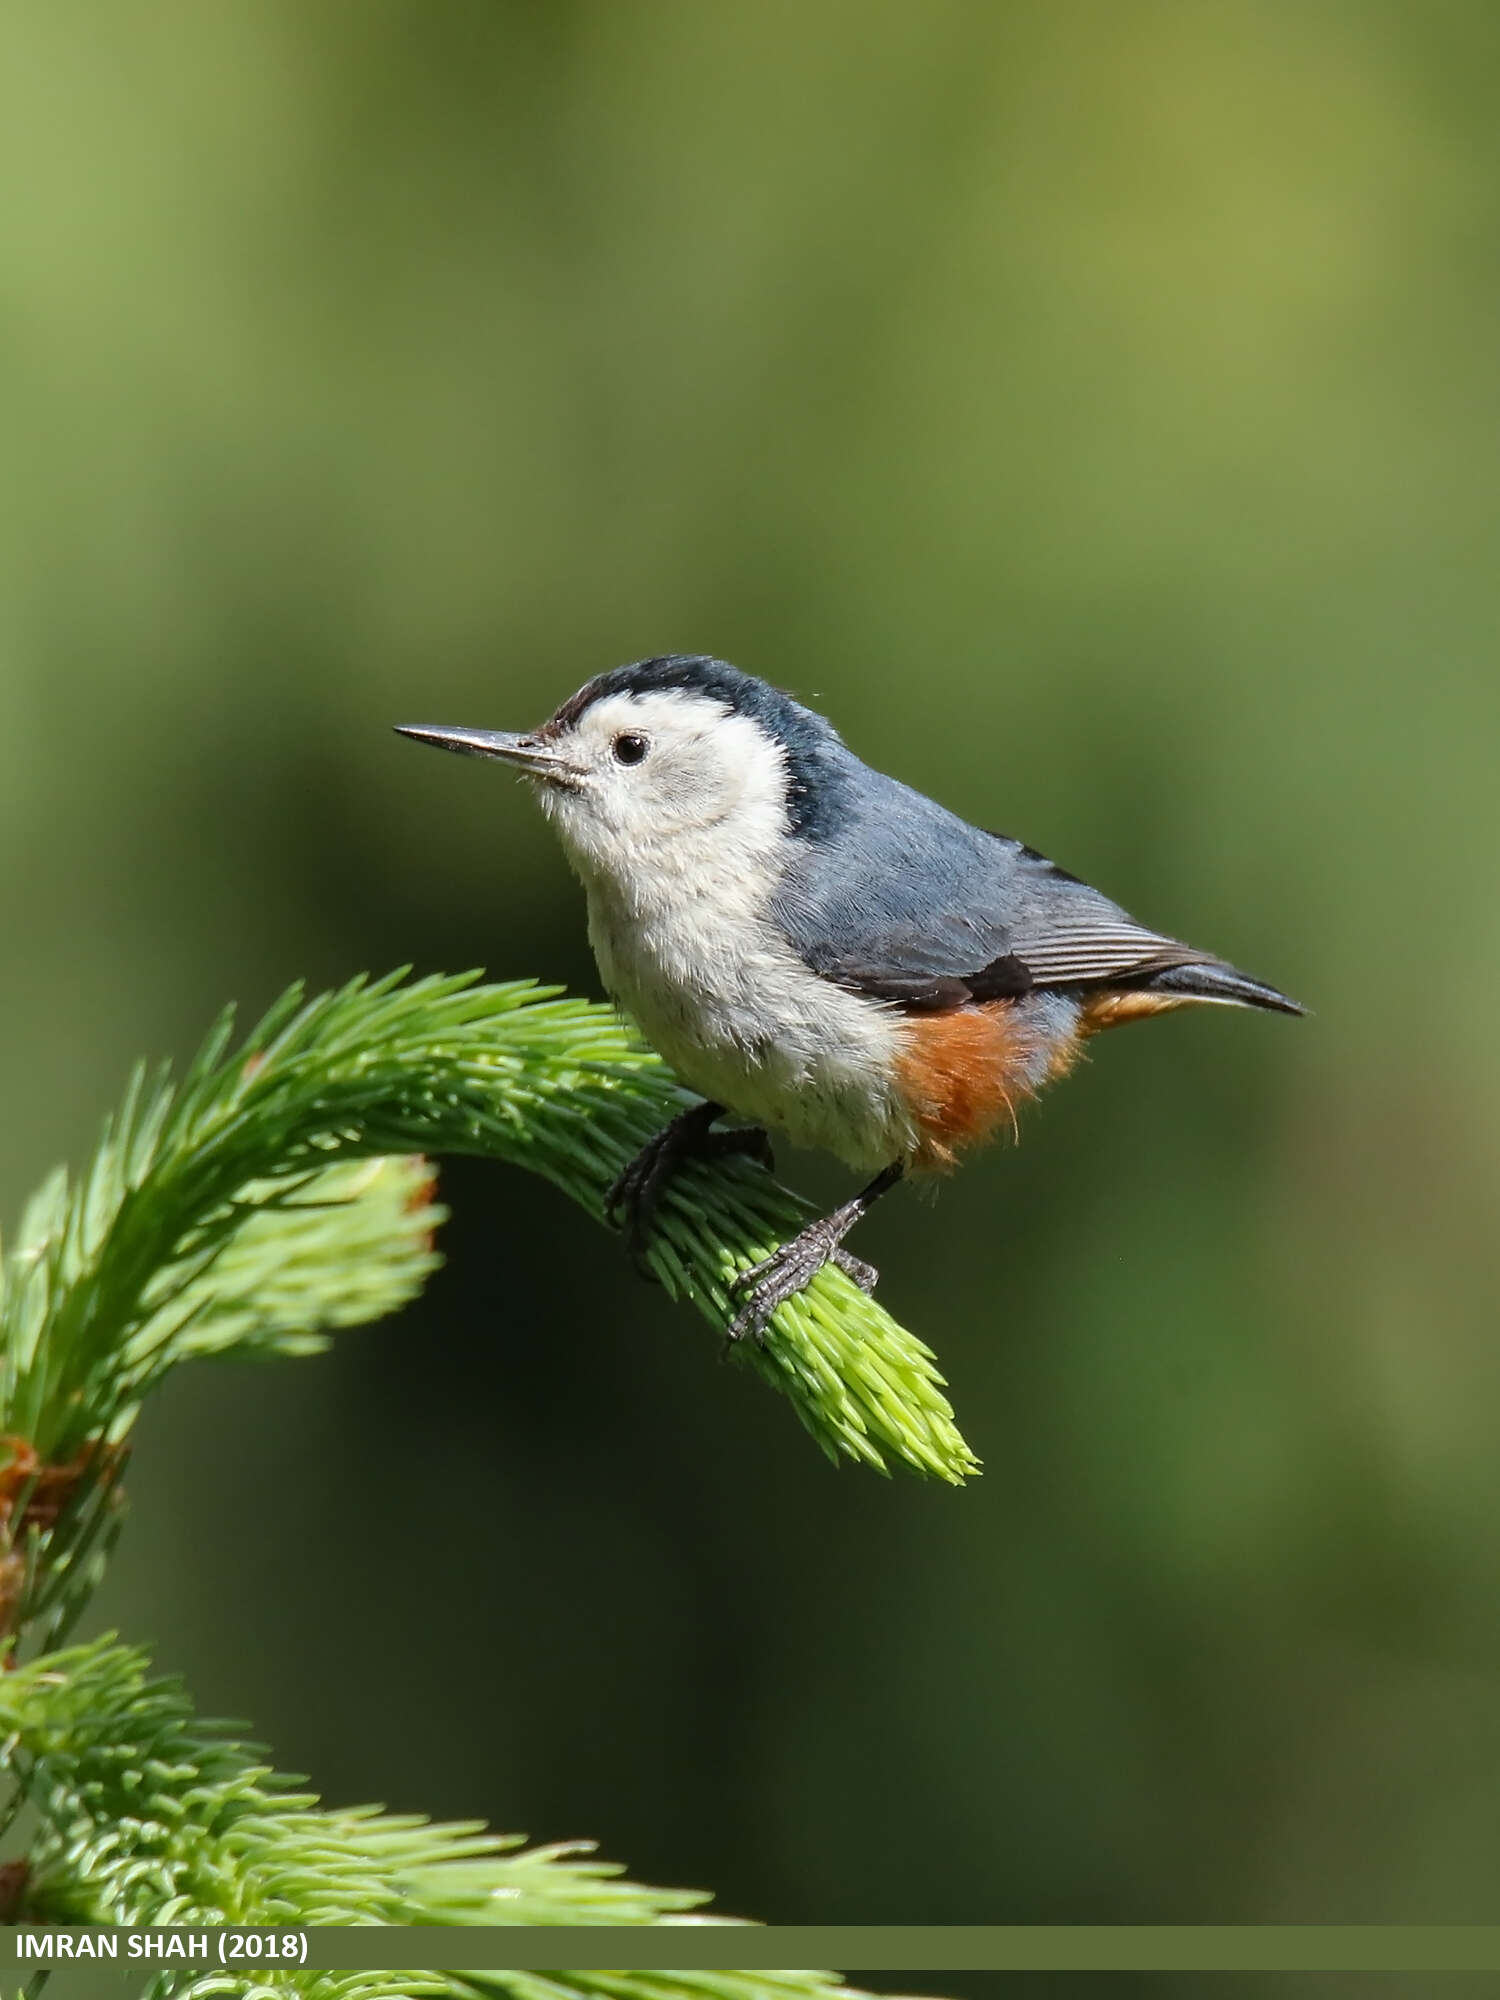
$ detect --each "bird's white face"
[528,688,792,897]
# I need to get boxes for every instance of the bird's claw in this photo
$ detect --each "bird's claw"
[725,1229,880,1345]
[830,1246,879,1292]
[731,1127,777,1174]
[605,1134,674,1259]
[608,1109,776,1263]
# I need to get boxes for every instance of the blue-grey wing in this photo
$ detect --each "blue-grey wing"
[768,761,1198,1010]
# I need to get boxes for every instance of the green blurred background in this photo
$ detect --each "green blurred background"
[5,0,1500,1981]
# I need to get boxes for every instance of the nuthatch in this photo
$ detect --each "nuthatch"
[398,656,1301,1340]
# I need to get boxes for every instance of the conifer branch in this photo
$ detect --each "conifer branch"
[0,973,963,1990]
[0,1640,891,2000]
[3,1638,710,1931]
[0,972,978,1496]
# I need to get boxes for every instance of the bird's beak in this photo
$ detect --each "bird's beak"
[394,724,582,782]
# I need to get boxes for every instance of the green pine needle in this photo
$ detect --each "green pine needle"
[0,1638,900,2000]
[0,1640,928,2000]
[3,1638,710,1931]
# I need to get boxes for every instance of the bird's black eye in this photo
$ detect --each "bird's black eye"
[612,732,649,766]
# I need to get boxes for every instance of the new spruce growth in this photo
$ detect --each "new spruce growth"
[0,971,974,1984]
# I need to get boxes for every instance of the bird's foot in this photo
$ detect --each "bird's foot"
[605,1124,686,1256]
[831,1246,879,1292]
[726,1224,880,1345]
[607,1103,774,1260]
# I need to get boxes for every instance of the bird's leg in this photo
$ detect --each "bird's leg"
[727,1162,904,1344]
[607,1100,776,1258]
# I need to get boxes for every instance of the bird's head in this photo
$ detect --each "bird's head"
[397,655,850,891]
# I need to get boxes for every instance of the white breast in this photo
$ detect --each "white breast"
[584,874,916,1174]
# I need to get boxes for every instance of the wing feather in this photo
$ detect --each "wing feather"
[768,758,1206,1013]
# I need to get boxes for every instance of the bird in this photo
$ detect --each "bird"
[397,655,1302,1341]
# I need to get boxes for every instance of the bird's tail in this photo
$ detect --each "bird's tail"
[1141,959,1305,1016]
